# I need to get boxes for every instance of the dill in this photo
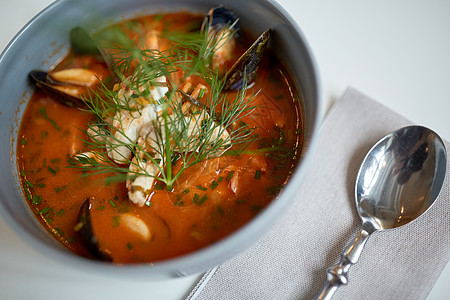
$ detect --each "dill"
[68,21,258,191]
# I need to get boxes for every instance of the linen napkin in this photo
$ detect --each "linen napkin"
[186,87,450,300]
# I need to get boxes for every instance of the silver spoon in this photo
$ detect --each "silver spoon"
[315,125,447,300]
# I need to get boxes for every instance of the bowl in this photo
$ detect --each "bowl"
[0,0,321,279]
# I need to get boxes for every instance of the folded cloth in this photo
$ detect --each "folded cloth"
[186,87,450,300]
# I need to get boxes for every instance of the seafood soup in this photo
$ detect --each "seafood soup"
[17,7,304,263]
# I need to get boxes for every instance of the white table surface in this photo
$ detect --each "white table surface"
[1,0,449,299]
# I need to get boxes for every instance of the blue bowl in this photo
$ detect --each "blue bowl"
[0,0,321,279]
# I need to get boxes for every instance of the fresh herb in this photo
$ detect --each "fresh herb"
[54,227,64,236]
[57,209,65,216]
[67,23,257,191]
[21,138,26,145]
[197,185,207,191]
[109,199,116,208]
[193,193,207,206]
[32,195,43,205]
[126,242,134,250]
[227,171,235,182]
[24,180,34,189]
[254,170,262,180]
[209,180,219,190]
[39,107,61,131]
[154,183,165,190]
[48,166,57,175]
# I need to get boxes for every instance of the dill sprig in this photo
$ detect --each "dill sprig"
[69,19,257,191]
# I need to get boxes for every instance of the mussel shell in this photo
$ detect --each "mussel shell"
[223,29,271,91]
[29,70,87,108]
[77,198,112,261]
[201,6,240,36]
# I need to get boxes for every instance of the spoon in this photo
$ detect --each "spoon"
[315,125,447,300]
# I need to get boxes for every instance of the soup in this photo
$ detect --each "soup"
[17,8,303,263]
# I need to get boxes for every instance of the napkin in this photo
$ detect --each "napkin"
[186,87,450,300]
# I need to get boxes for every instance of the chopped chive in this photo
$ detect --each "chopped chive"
[194,194,207,206]
[37,183,46,188]
[183,189,190,194]
[227,171,234,182]
[54,228,64,236]
[50,158,60,164]
[193,193,199,203]
[40,107,60,131]
[48,166,57,175]
[41,131,48,139]
[113,195,119,200]
[154,183,164,190]
[25,180,34,189]
[40,207,50,215]
[96,206,105,210]
[255,170,262,180]
[237,199,247,204]
[21,170,25,177]
[57,209,65,216]
[109,199,116,208]
[43,158,46,167]
[217,176,223,183]
[32,195,43,205]
[126,242,134,250]
[112,216,120,227]
[24,189,32,201]
[197,185,207,191]
[54,187,61,193]
[174,200,184,206]
[21,138,26,145]
[209,180,219,190]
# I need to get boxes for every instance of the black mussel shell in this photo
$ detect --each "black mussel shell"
[77,198,112,262]
[29,70,87,108]
[202,6,240,36]
[223,29,272,91]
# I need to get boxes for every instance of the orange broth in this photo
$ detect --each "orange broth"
[17,12,304,263]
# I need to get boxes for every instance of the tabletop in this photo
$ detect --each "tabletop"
[1,0,449,299]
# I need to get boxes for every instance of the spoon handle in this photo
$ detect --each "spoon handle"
[315,228,371,300]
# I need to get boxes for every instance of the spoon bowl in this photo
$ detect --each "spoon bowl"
[316,125,447,300]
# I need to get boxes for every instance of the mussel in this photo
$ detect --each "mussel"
[29,70,92,108]
[202,6,271,91]
[29,27,117,108]
[223,29,271,91]
[76,198,112,261]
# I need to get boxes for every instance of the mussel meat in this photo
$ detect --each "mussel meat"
[202,6,240,77]
[29,68,103,108]
[202,6,271,90]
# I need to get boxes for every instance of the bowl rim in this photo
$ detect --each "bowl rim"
[0,0,323,278]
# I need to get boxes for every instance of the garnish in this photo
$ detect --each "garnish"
[68,22,258,194]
